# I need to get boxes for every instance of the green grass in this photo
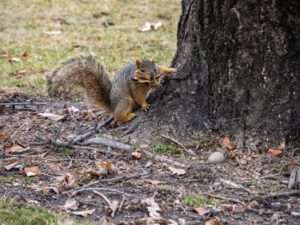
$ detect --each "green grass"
[0,199,95,225]
[0,0,180,95]
[182,195,220,208]
[151,142,181,155]
[0,200,56,225]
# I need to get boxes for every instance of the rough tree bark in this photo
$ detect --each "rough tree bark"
[146,0,300,143]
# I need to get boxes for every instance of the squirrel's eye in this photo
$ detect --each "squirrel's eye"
[140,69,145,73]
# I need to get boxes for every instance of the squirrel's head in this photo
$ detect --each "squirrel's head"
[133,59,161,87]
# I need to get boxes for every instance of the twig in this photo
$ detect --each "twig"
[70,187,132,197]
[205,193,245,205]
[142,149,187,168]
[74,145,121,156]
[161,134,195,155]
[69,117,113,145]
[75,171,151,190]
[84,136,132,151]
[250,190,300,202]
[122,117,141,135]
[92,190,118,217]
[220,178,256,194]
[118,196,126,212]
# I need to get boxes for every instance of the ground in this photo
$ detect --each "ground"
[1,93,300,225]
[1,1,300,225]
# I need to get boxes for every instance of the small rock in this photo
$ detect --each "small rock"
[207,152,226,164]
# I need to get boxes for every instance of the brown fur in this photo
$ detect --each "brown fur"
[46,55,176,123]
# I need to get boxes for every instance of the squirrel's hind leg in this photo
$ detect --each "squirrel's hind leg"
[113,98,136,124]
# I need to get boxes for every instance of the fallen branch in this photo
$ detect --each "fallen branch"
[93,190,118,217]
[84,136,132,151]
[69,117,113,145]
[142,149,186,168]
[70,187,132,197]
[74,145,121,156]
[161,134,195,155]
[205,193,245,205]
[220,178,256,194]
[75,171,151,190]
[250,190,300,202]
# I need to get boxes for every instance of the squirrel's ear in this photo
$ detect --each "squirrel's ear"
[150,58,155,64]
[136,60,142,69]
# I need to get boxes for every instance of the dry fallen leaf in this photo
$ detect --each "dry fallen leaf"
[138,21,162,32]
[267,142,285,157]
[142,196,161,218]
[131,151,142,160]
[56,172,77,188]
[193,207,210,216]
[267,148,283,157]
[0,132,9,141]
[204,218,221,225]
[24,166,41,177]
[220,136,236,151]
[97,161,113,170]
[8,57,21,63]
[71,209,95,217]
[168,166,186,175]
[62,198,79,211]
[38,112,65,121]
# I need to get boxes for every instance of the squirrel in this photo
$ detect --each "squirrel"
[46,55,176,123]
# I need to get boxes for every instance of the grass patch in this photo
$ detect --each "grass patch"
[0,199,95,225]
[0,199,56,225]
[151,142,180,155]
[182,195,220,208]
[0,0,180,96]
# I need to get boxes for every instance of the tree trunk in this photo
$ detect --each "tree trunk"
[146,0,300,143]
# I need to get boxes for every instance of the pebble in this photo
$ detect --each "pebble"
[207,151,226,164]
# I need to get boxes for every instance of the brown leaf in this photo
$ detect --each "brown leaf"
[131,151,142,160]
[62,173,76,187]
[21,51,29,58]
[267,142,285,157]
[0,132,9,141]
[267,148,283,157]
[193,207,210,216]
[96,161,114,171]
[220,136,236,151]
[204,218,221,225]
[24,166,41,177]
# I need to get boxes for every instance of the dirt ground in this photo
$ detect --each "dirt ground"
[0,92,300,225]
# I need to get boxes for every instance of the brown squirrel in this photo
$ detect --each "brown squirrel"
[46,55,176,123]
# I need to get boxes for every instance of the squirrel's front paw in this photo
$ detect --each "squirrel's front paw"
[141,103,150,111]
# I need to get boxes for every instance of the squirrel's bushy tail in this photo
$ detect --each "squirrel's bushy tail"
[46,55,112,111]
